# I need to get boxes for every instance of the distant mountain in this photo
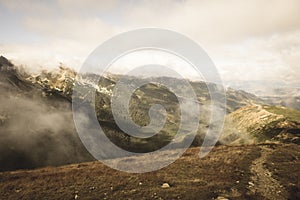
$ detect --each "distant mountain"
[225,80,300,110]
[220,105,300,145]
[260,88,300,110]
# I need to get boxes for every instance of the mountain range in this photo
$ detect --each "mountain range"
[0,55,299,172]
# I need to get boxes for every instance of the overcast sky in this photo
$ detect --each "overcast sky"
[0,0,299,84]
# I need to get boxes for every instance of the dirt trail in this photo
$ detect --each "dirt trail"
[249,145,287,199]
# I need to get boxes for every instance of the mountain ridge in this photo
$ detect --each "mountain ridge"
[220,105,300,145]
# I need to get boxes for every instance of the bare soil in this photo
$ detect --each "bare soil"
[249,146,288,199]
[0,144,299,200]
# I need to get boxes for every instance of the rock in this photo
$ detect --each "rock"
[89,186,95,190]
[192,178,201,183]
[265,172,272,176]
[161,183,170,188]
[15,189,22,193]
[216,196,229,200]
[74,194,79,199]
[248,181,255,187]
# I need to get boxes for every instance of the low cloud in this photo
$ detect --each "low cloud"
[0,88,93,171]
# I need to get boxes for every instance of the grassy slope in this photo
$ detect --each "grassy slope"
[263,105,300,123]
[1,144,299,200]
[221,105,300,145]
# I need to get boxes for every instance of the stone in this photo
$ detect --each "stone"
[161,183,170,188]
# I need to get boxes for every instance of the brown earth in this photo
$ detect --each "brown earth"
[0,144,299,200]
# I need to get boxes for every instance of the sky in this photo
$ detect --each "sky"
[0,0,299,85]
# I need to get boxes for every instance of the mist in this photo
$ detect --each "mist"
[0,76,93,171]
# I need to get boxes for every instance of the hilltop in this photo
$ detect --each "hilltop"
[221,105,300,145]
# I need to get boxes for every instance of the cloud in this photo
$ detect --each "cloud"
[0,0,299,84]
[212,29,300,83]
[0,89,93,171]
[123,0,300,44]
[1,0,119,17]
[24,17,116,43]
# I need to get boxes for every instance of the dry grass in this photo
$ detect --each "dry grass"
[4,144,300,199]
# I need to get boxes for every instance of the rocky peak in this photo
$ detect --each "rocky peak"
[0,56,13,69]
